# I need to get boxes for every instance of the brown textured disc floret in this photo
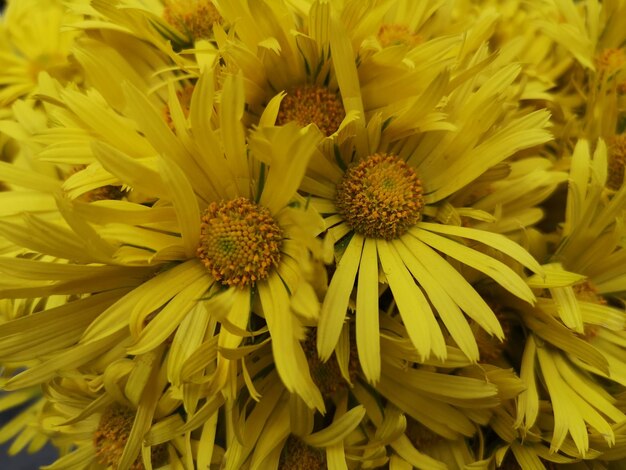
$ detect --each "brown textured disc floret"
[94,406,167,470]
[405,417,443,449]
[276,85,345,136]
[82,185,128,202]
[302,329,358,400]
[472,303,510,363]
[335,153,424,240]
[279,435,326,470]
[595,48,626,74]
[607,134,626,190]
[197,197,283,288]
[377,24,422,48]
[163,0,222,40]
[68,166,128,202]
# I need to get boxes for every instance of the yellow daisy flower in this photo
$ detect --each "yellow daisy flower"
[514,331,625,457]
[0,61,329,412]
[211,0,472,141]
[0,27,182,214]
[0,0,82,107]
[449,155,567,249]
[37,349,184,470]
[65,0,224,75]
[471,156,626,457]
[357,317,517,469]
[504,272,626,456]
[304,41,550,381]
[218,338,367,469]
[537,0,626,146]
[549,139,626,329]
[0,385,50,458]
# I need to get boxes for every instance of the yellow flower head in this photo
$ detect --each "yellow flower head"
[0,0,82,106]
[304,25,551,382]
[197,197,284,288]
[162,0,222,40]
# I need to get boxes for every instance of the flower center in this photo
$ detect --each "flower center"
[68,166,128,202]
[279,435,326,470]
[302,329,358,399]
[335,153,424,240]
[377,24,422,48]
[94,406,167,470]
[607,135,626,190]
[276,85,345,136]
[405,417,442,449]
[472,304,511,363]
[163,0,222,40]
[595,48,626,75]
[573,279,607,305]
[83,186,128,202]
[573,280,606,341]
[197,197,283,288]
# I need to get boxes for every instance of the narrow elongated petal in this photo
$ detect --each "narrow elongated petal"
[318,234,364,361]
[159,158,201,258]
[356,238,381,382]
[259,272,324,411]
[304,405,365,447]
[378,239,445,360]
[394,239,478,362]
[412,227,535,304]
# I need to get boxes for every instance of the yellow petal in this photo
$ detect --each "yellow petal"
[304,405,365,447]
[412,227,535,305]
[159,157,201,258]
[318,234,364,361]
[259,272,324,411]
[377,239,444,360]
[394,238,478,362]
[356,238,381,382]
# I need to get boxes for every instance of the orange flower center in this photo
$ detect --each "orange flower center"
[163,0,222,40]
[595,48,626,75]
[335,153,424,240]
[377,24,422,48]
[279,435,326,470]
[94,406,167,470]
[302,329,358,400]
[276,85,345,136]
[197,197,283,288]
[607,135,626,190]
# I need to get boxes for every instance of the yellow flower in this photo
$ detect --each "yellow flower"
[507,140,626,457]
[357,318,522,468]
[515,331,625,457]
[36,349,184,470]
[0,384,49,457]
[218,337,366,470]
[0,28,179,212]
[212,0,469,141]
[537,0,626,144]
[509,270,626,457]
[304,43,550,382]
[0,0,82,107]
[0,57,331,412]
[71,0,224,56]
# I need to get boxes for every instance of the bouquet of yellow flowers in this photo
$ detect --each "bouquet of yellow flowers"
[1,0,626,468]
